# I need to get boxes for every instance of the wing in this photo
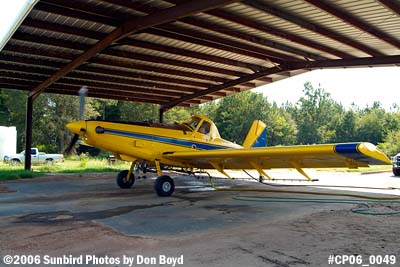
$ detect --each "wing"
[163,142,391,170]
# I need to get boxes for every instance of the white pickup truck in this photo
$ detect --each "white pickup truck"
[3,148,64,166]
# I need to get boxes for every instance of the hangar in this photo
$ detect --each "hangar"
[0,0,399,170]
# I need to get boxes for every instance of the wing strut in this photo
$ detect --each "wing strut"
[249,162,273,181]
[209,161,232,179]
[290,160,316,182]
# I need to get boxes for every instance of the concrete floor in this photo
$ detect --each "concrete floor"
[0,170,399,266]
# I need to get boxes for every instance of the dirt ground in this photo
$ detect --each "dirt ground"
[1,170,400,267]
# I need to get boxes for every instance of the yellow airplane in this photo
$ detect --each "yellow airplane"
[66,115,391,196]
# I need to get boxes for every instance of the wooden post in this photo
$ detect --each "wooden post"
[159,107,164,123]
[24,95,33,170]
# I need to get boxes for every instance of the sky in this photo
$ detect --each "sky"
[254,67,400,111]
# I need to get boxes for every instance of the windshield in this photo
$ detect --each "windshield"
[182,117,201,131]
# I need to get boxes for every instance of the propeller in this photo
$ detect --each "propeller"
[65,87,88,155]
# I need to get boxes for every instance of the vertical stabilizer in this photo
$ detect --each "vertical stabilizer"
[242,120,267,148]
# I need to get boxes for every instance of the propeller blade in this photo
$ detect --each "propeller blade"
[65,134,79,155]
[78,86,88,120]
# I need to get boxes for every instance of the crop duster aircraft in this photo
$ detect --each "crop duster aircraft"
[66,114,391,197]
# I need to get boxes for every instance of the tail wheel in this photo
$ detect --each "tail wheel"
[154,175,175,197]
[117,170,135,189]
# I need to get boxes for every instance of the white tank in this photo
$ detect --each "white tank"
[0,126,17,159]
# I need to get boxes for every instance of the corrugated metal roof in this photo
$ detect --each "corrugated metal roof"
[0,0,399,109]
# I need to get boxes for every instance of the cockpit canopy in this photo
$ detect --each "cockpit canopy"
[182,115,221,139]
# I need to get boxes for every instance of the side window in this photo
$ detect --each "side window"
[198,121,211,135]
[30,149,37,155]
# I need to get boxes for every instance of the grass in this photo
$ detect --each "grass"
[0,157,130,181]
[0,169,46,181]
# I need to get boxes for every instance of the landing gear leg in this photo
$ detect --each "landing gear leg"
[153,160,175,197]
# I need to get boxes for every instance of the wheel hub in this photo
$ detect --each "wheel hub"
[162,182,171,192]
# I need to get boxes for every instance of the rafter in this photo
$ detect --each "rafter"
[12,31,250,79]
[379,0,400,16]
[28,0,239,99]
[304,0,400,49]
[35,1,119,26]
[0,54,232,98]
[243,0,384,57]
[206,8,353,59]
[0,49,222,83]
[21,18,281,83]
[102,0,299,63]
[291,55,400,69]
[2,46,252,93]
[162,65,293,109]
[118,38,262,71]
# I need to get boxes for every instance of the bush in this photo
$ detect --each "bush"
[79,153,89,168]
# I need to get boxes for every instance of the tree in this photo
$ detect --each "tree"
[213,91,297,145]
[214,91,269,144]
[267,103,297,145]
[335,110,357,142]
[379,129,400,156]
[293,82,343,144]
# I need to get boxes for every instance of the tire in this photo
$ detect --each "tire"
[393,168,400,177]
[154,175,175,197]
[10,159,20,166]
[46,159,54,166]
[116,170,135,189]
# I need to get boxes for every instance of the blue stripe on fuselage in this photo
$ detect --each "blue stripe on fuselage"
[103,129,228,150]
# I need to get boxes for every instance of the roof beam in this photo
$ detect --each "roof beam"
[35,1,119,26]
[243,0,384,57]
[207,8,353,59]
[379,0,400,16]
[102,0,298,63]
[0,52,246,94]
[118,38,262,71]
[28,0,239,99]
[21,18,283,81]
[3,45,245,85]
[0,69,198,97]
[161,65,293,109]
[146,28,274,62]
[291,55,400,69]
[1,75,204,104]
[23,18,107,40]
[180,16,322,61]
[12,31,250,79]
[24,17,276,64]
[1,81,195,106]
[304,0,400,49]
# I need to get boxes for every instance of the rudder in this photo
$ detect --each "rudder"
[242,120,267,148]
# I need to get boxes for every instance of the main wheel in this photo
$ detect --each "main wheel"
[154,175,175,197]
[393,168,400,177]
[116,170,135,189]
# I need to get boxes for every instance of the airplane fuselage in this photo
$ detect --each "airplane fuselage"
[68,115,241,168]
